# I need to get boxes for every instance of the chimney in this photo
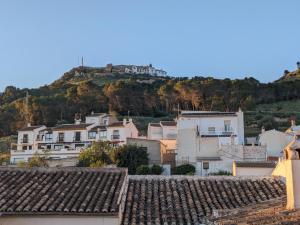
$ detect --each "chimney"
[123,118,127,126]
[27,123,31,127]
[285,138,300,209]
[74,113,82,125]
[129,118,133,123]
[261,126,265,133]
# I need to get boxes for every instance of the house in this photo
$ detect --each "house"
[176,109,249,174]
[10,113,139,163]
[258,128,293,158]
[0,167,127,225]
[147,121,177,140]
[124,64,167,76]
[232,161,276,176]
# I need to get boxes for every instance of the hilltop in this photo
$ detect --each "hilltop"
[1,63,300,138]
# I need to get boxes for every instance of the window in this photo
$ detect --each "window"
[74,132,81,142]
[54,145,63,150]
[46,145,51,150]
[22,134,28,143]
[22,146,27,150]
[203,161,209,170]
[224,120,231,132]
[45,133,53,142]
[99,131,107,138]
[112,130,120,140]
[208,127,215,133]
[28,145,32,150]
[58,133,64,142]
[88,131,97,139]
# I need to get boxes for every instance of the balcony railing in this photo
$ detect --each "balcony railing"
[111,135,120,140]
[21,138,28,144]
[200,128,234,136]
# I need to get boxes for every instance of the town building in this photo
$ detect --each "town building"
[124,64,167,76]
[176,110,244,175]
[232,161,276,176]
[10,113,139,163]
[147,121,177,140]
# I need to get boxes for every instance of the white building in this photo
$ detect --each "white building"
[176,109,266,175]
[124,64,167,76]
[147,121,177,140]
[10,113,139,163]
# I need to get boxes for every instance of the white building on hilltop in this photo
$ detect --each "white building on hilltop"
[10,113,139,164]
[176,109,266,175]
[124,64,167,76]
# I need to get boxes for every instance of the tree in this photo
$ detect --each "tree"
[77,141,113,167]
[28,154,49,167]
[112,145,149,174]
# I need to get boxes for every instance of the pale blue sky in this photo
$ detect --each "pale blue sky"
[0,0,300,91]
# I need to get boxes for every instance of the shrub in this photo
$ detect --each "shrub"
[172,164,195,175]
[136,165,151,175]
[151,164,163,175]
[209,170,232,176]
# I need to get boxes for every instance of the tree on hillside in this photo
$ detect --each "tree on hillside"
[111,144,149,174]
[77,141,113,167]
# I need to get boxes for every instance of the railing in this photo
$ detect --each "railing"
[111,135,120,140]
[56,137,65,142]
[200,128,234,136]
[73,137,82,142]
[21,138,29,144]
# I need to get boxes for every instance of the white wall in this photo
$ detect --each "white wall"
[162,126,177,139]
[259,130,292,157]
[0,216,118,225]
[233,167,274,176]
[148,126,163,140]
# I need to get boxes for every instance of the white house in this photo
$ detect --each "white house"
[176,109,268,175]
[147,121,177,140]
[10,113,139,163]
[124,64,167,76]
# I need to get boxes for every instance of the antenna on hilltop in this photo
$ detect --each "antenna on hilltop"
[81,57,84,68]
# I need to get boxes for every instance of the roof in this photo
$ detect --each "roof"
[197,157,222,161]
[18,125,44,132]
[53,123,93,131]
[234,161,276,168]
[180,111,237,117]
[86,113,107,117]
[149,123,161,127]
[108,121,125,127]
[121,176,285,225]
[0,167,127,216]
[160,121,177,126]
[90,125,107,131]
[207,197,300,225]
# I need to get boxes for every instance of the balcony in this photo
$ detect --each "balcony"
[73,137,82,142]
[21,138,28,144]
[56,138,65,143]
[200,128,235,137]
[111,135,120,140]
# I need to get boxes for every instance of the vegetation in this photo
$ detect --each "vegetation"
[209,170,232,176]
[1,66,300,140]
[77,141,113,167]
[172,164,195,175]
[136,164,163,175]
[77,142,149,174]
[16,153,49,168]
[112,144,149,174]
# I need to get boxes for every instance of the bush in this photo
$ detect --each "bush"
[209,170,232,176]
[172,164,195,175]
[151,164,163,175]
[136,165,151,175]
[136,164,163,175]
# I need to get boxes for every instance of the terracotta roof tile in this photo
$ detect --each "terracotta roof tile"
[18,125,44,132]
[121,176,285,225]
[0,167,126,215]
[53,124,93,131]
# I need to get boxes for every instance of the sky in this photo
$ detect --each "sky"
[0,0,300,91]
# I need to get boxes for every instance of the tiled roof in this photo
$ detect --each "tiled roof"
[53,123,93,131]
[108,122,125,127]
[90,125,107,131]
[18,125,44,132]
[180,111,237,117]
[121,176,285,225]
[234,161,276,168]
[0,167,126,215]
[160,121,177,126]
[149,123,161,127]
[207,197,300,225]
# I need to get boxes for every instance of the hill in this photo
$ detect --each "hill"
[1,64,300,138]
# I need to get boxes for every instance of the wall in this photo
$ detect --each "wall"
[233,166,274,176]
[0,215,118,225]
[162,126,177,139]
[160,140,176,166]
[259,130,292,157]
[127,138,161,165]
[285,160,300,209]
[147,126,162,140]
